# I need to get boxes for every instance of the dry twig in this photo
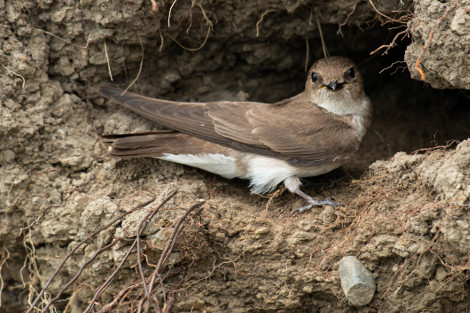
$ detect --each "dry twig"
[256,9,278,37]
[40,240,120,313]
[32,27,91,49]
[367,0,412,55]
[0,247,10,307]
[167,26,211,52]
[368,0,396,22]
[412,140,460,154]
[168,0,178,28]
[84,238,140,313]
[141,200,205,312]
[378,60,407,75]
[370,28,409,55]
[314,9,330,58]
[24,182,208,313]
[96,282,142,313]
[83,192,177,313]
[265,186,285,210]
[1,63,26,89]
[122,33,144,94]
[19,188,78,237]
[83,192,205,313]
[103,40,113,81]
[337,2,358,36]
[25,197,158,313]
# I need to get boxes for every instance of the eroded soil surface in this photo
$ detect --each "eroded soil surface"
[1,1,469,312]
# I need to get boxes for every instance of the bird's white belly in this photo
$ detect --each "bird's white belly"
[158,153,342,195]
[241,154,342,194]
[159,153,245,179]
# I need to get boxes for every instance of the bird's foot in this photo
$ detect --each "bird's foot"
[291,187,340,215]
[291,197,340,215]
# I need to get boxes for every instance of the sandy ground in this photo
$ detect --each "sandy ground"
[1,0,469,312]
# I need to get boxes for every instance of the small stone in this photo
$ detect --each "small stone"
[450,7,470,36]
[0,150,15,163]
[47,189,62,204]
[339,256,376,306]
[320,205,336,224]
[418,254,437,278]
[435,266,447,282]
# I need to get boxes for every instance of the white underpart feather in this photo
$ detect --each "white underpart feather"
[159,153,244,179]
[313,89,372,139]
[243,156,299,194]
[283,176,302,193]
[242,155,342,194]
[159,153,343,195]
[352,111,369,140]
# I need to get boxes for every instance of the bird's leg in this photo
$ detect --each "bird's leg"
[283,176,340,215]
[291,189,340,215]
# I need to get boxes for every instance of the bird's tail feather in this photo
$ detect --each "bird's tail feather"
[101,131,224,158]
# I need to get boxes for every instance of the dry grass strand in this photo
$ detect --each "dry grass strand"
[103,40,114,81]
[0,247,10,307]
[167,26,211,52]
[168,0,178,28]
[32,27,91,49]
[256,9,278,37]
[122,33,144,94]
[314,9,330,58]
[1,62,26,89]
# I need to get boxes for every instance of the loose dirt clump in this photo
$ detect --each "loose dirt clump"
[405,0,470,89]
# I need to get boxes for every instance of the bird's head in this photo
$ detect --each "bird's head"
[305,56,367,116]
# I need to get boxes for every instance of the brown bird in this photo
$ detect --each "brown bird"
[99,56,372,214]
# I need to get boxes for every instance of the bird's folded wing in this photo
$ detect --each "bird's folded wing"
[99,85,359,167]
[241,104,360,166]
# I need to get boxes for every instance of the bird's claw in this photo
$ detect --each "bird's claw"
[320,198,340,207]
[291,198,340,215]
[291,204,313,215]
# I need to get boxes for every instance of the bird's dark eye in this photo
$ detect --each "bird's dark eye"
[347,67,355,78]
[311,72,318,83]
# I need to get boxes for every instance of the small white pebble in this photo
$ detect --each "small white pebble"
[339,256,376,306]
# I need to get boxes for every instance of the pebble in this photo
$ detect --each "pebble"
[339,256,376,306]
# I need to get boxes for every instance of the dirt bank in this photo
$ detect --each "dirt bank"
[1,0,469,312]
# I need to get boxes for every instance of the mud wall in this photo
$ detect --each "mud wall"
[1,0,469,312]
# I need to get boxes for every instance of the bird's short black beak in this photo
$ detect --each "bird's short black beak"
[324,81,345,91]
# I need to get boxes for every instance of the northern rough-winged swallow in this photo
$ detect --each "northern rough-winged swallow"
[99,56,372,214]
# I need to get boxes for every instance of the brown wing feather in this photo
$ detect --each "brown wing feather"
[102,131,229,158]
[99,86,224,145]
[206,95,360,166]
[246,103,359,166]
[206,102,264,147]
[99,85,360,167]
[99,85,272,154]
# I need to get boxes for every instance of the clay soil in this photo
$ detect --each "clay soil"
[1,1,470,312]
